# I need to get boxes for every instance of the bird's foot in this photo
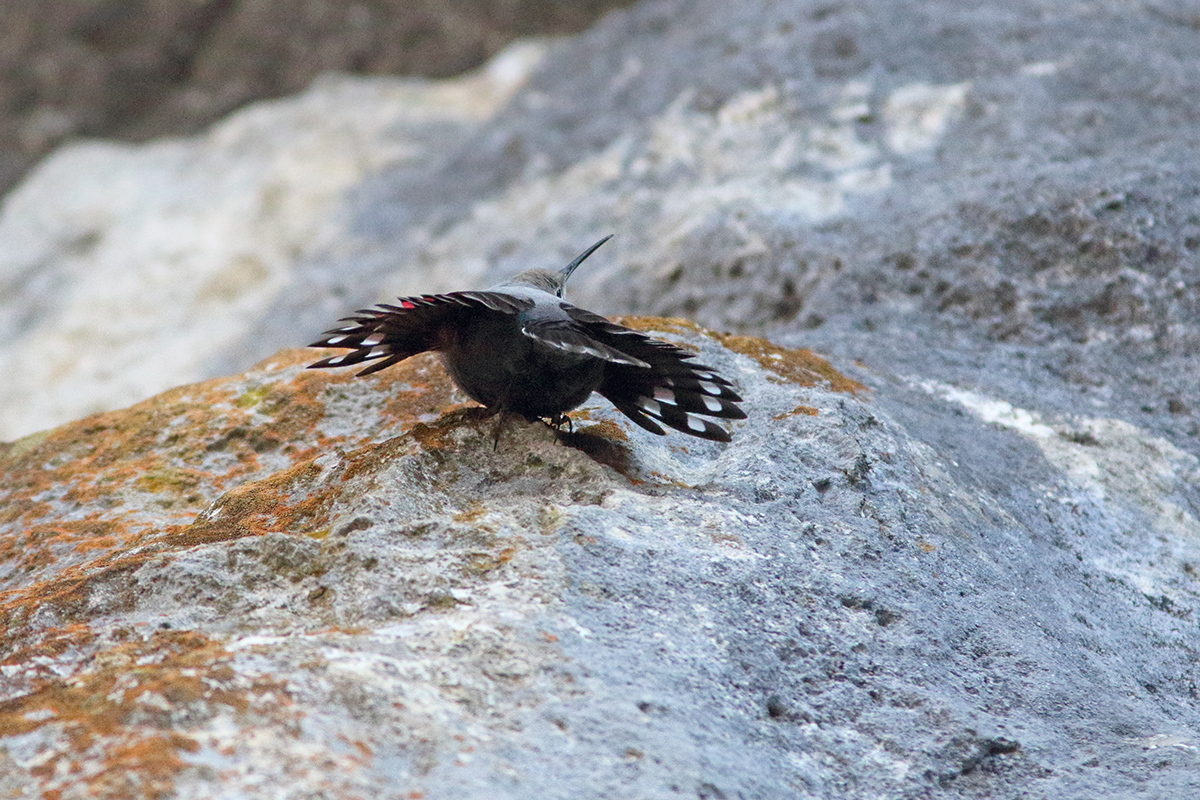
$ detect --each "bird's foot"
[490,409,511,451]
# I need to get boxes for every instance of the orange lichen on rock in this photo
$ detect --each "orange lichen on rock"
[176,434,427,546]
[573,419,628,442]
[374,352,465,421]
[0,347,476,647]
[0,350,454,585]
[0,347,476,797]
[715,333,866,394]
[0,628,294,800]
[615,316,864,395]
[612,315,709,346]
[774,405,820,419]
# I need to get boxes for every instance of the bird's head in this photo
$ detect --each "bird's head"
[506,235,613,298]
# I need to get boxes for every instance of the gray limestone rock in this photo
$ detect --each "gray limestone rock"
[2,0,1199,797]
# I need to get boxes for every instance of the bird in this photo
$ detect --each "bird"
[307,236,746,443]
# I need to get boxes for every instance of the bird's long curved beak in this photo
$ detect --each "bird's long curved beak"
[559,235,614,281]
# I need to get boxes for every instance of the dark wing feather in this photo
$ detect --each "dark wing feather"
[519,317,651,367]
[564,307,746,442]
[308,291,532,376]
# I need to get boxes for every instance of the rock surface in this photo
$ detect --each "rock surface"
[3,0,1200,797]
[1,325,872,798]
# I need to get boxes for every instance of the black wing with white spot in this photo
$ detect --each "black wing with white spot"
[518,316,651,367]
[308,291,532,376]
[564,307,746,442]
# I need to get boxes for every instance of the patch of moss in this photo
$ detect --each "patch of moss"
[235,385,273,409]
[134,468,203,495]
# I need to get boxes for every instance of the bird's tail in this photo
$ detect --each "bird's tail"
[599,343,746,442]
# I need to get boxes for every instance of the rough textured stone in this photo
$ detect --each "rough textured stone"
[3,327,1198,798]
[3,0,1200,797]
[1,325,869,798]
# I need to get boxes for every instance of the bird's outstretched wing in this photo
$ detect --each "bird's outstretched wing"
[308,291,532,376]
[563,307,746,442]
[517,315,652,367]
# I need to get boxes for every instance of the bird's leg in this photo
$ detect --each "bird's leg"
[486,381,515,451]
[491,409,510,451]
[545,413,574,435]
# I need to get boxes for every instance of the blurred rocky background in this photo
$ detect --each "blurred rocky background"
[2,0,1197,445]
[0,0,634,197]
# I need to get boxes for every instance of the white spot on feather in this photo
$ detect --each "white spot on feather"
[653,388,677,404]
[638,398,663,417]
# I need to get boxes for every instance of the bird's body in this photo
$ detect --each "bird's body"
[308,237,746,442]
[439,305,604,418]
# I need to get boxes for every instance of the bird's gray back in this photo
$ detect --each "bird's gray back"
[489,269,564,299]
